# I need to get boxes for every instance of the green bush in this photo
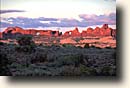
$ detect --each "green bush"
[77,46,82,48]
[31,51,47,63]
[57,54,82,66]
[16,35,34,46]
[74,37,84,42]
[60,66,75,76]
[15,45,35,53]
[62,44,75,48]
[0,42,4,45]
[15,35,36,53]
[80,64,97,75]
[0,51,12,75]
[105,46,112,49]
[101,66,115,76]
[84,43,90,48]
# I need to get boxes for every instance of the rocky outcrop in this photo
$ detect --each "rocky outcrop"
[0,32,2,39]
[71,27,80,37]
[81,24,116,37]
[101,24,109,29]
[60,38,77,44]
[63,31,71,37]
[2,26,60,39]
[1,24,116,39]
[63,27,80,37]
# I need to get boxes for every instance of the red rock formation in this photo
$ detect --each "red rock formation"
[3,26,60,37]
[104,28,112,36]
[4,27,16,33]
[63,31,71,37]
[112,29,116,38]
[93,27,101,36]
[3,26,24,34]
[2,24,116,38]
[0,32,2,39]
[86,27,94,36]
[81,30,87,36]
[71,27,80,37]
[101,24,108,29]
[81,24,116,37]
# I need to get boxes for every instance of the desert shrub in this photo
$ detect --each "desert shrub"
[15,45,35,53]
[74,37,84,42]
[62,44,75,48]
[105,46,112,49]
[84,43,90,48]
[95,47,102,49]
[16,35,34,46]
[60,66,75,76]
[80,64,97,76]
[57,54,83,66]
[52,44,60,47]
[15,35,36,53]
[90,45,95,48]
[47,53,57,62]
[77,46,82,48]
[88,45,101,49]
[10,62,26,69]
[60,66,82,76]
[101,66,115,76]
[31,51,47,63]
[112,52,116,60]
[0,51,12,75]
[0,42,4,45]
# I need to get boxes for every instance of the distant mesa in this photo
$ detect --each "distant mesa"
[0,24,116,39]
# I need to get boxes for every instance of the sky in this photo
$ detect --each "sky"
[0,0,116,29]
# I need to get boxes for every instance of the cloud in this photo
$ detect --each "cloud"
[104,0,116,2]
[38,17,58,21]
[0,10,25,14]
[0,12,116,28]
[79,13,116,25]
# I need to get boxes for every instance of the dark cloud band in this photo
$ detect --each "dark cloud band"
[0,10,25,14]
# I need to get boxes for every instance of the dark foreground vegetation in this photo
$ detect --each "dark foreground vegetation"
[0,35,116,76]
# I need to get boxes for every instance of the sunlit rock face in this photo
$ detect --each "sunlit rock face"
[2,26,60,38]
[0,32,2,38]
[1,24,116,39]
[63,27,80,37]
[63,31,71,37]
[101,24,109,30]
[93,27,101,36]
[71,27,81,37]
[60,38,77,44]
[86,27,94,36]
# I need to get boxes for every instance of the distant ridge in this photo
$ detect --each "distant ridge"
[0,24,116,39]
